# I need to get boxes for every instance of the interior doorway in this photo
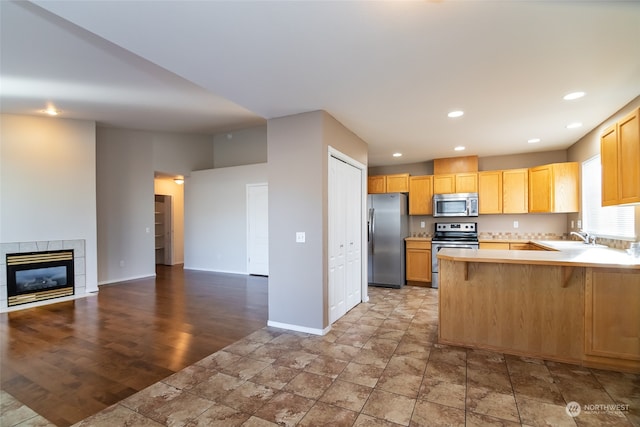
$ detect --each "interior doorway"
[154,174,185,266]
[154,194,172,265]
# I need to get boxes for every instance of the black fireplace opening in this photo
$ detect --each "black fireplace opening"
[6,250,74,306]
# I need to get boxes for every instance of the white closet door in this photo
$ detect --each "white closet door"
[247,183,269,276]
[329,155,362,324]
[329,157,347,322]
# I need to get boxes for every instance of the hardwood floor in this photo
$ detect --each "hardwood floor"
[0,265,268,427]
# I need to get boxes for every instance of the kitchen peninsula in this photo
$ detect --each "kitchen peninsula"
[437,242,640,373]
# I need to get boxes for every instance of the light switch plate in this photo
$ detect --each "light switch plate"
[513,221,519,229]
[420,221,425,228]
[296,232,305,243]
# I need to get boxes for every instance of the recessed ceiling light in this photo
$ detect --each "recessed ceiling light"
[566,122,583,129]
[448,110,464,118]
[392,152,402,158]
[563,91,586,101]
[527,138,541,144]
[41,108,59,116]
[454,146,466,151]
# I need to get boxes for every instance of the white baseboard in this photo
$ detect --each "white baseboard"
[267,320,330,336]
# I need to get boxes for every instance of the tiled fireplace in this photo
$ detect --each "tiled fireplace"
[1,240,86,312]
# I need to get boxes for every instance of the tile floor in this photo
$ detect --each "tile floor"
[3,286,639,426]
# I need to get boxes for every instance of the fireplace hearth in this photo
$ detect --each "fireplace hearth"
[6,250,74,306]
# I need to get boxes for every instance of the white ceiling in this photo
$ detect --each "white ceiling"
[2,1,639,167]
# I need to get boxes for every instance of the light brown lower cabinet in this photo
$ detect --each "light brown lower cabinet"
[406,240,431,285]
[584,268,640,371]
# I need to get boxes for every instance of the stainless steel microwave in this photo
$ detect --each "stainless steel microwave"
[433,192,479,217]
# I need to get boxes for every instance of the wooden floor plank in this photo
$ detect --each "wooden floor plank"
[0,266,268,426]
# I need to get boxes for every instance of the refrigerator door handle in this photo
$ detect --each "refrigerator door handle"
[368,208,375,252]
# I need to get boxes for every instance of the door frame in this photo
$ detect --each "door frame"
[328,146,368,307]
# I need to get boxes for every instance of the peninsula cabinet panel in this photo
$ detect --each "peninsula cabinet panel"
[478,171,502,214]
[409,175,433,215]
[585,268,640,368]
[529,162,579,213]
[502,168,528,213]
[602,107,640,206]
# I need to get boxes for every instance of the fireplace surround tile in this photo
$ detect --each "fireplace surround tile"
[1,240,87,311]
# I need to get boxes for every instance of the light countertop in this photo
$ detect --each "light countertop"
[437,240,640,269]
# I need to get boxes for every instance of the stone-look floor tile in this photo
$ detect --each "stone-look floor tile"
[119,382,182,415]
[244,328,282,344]
[363,337,400,358]
[0,390,49,427]
[376,371,424,398]
[283,371,334,400]
[357,316,385,328]
[394,340,431,360]
[338,361,384,388]
[189,372,245,402]
[385,354,428,376]
[418,378,466,410]
[375,328,406,342]
[162,364,215,391]
[516,397,577,427]
[380,319,411,332]
[239,415,279,426]
[335,332,372,348]
[591,369,640,406]
[466,349,506,370]
[186,404,251,426]
[72,404,163,427]
[428,345,467,366]
[269,333,307,350]
[466,386,520,423]
[297,401,358,427]
[424,359,466,386]
[316,341,362,360]
[304,355,349,378]
[224,339,265,356]
[146,391,213,425]
[249,343,293,363]
[467,365,513,394]
[253,391,314,427]
[410,400,465,427]
[465,411,523,426]
[319,380,372,412]
[361,389,416,426]
[344,323,379,336]
[352,413,405,426]
[573,410,634,427]
[195,350,242,371]
[273,350,318,370]
[352,348,393,369]
[249,364,299,390]
[510,371,565,405]
[11,415,57,427]
[222,357,270,381]
[221,381,276,414]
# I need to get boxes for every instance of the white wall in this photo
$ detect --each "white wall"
[184,163,267,273]
[0,114,98,292]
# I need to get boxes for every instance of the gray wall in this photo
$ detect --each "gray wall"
[96,127,214,284]
[267,111,367,332]
[213,125,267,168]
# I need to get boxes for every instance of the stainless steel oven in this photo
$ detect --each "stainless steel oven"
[431,222,479,288]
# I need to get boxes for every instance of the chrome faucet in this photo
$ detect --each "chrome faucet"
[571,230,596,245]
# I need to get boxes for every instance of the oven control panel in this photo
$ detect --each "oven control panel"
[436,222,477,232]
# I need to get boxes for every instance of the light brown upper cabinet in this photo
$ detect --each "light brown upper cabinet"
[409,175,433,215]
[502,168,529,213]
[433,173,478,194]
[528,162,579,213]
[601,107,640,206]
[368,175,386,194]
[478,171,503,214]
[368,173,410,194]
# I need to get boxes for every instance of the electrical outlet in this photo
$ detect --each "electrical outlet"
[571,220,574,229]
[513,221,519,229]
[577,220,582,228]
[296,232,305,243]
[420,221,425,228]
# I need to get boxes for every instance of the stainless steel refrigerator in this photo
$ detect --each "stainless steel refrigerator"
[367,193,409,288]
